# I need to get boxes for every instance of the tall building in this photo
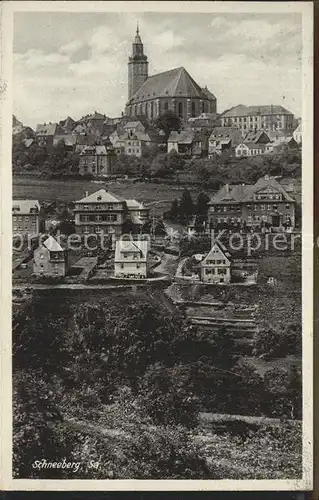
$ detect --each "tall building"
[128,24,149,100]
[125,26,217,122]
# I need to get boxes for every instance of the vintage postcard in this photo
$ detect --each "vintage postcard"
[0,0,314,491]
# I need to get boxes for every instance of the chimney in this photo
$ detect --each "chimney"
[85,191,88,197]
[225,183,229,194]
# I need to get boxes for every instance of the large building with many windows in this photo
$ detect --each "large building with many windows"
[207,176,295,231]
[220,105,294,135]
[125,26,217,122]
[12,199,41,235]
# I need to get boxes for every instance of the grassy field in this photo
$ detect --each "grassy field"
[13,176,201,216]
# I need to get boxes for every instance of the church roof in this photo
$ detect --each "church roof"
[128,67,215,103]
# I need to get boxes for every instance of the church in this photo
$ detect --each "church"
[125,26,217,123]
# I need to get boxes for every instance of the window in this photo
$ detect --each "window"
[95,226,102,233]
[120,264,124,269]
[286,204,290,210]
[84,226,89,233]
[178,102,183,118]
[253,205,258,211]
[267,204,272,211]
[191,101,196,117]
[218,268,227,275]
[261,204,265,211]
[83,205,89,210]
[254,215,260,221]
[205,269,212,274]
[248,216,252,222]
[136,263,140,269]
[128,148,131,153]
[123,253,128,258]
[216,260,222,265]
[13,217,16,222]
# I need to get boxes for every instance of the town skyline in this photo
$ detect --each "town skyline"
[13,11,302,128]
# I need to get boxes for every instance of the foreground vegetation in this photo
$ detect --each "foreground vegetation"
[13,288,302,479]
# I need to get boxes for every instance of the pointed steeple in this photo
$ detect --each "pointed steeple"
[128,24,149,100]
[133,22,143,51]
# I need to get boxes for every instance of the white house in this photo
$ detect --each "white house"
[114,239,148,278]
[293,123,302,144]
[200,243,231,284]
[235,142,266,157]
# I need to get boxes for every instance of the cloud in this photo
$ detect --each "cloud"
[13,12,302,128]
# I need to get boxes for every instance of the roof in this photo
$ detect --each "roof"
[125,199,147,210]
[42,235,64,252]
[36,123,59,136]
[209,127,242,139]
[12,199,40,214]
[201,243,230,266]
[80,112,107,121]
[103,117,122,126]
[221,105,293,118]
[243,130,270,144]
[79,145,107,155]
[123,121,145,129]
[76,189,123,204]
[264,129,287,141]
[168,130,195,144]
[242,176,295,202]
[294,123,302,134]
[128,67,215,103]
[115,239,148,262]
[238,142,267,150]
[23,138,34,148]
[201,86,216,101]
[209,177,294,205]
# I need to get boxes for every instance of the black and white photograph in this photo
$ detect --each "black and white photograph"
[0,0,313,490]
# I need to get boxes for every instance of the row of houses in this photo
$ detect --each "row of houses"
[32,234,149,280]
[12,189,150,238]
[13,175,296,242]
[167,126,301,159]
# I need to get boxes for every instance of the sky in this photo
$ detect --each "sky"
[13,11,302,129]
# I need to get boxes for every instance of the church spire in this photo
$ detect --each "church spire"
[134,22,142,45]
[128,24,149,100]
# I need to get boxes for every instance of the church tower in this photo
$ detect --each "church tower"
[128,24,148,100]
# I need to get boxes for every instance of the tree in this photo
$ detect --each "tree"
[263,365,302,419]
[155,111,182,141]
[13,370,79,478]
[168,198,180,222]
[138,363,199,427]
[196,192,210,222]
[179,189,194,223]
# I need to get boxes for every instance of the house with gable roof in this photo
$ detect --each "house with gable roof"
[114,239,149,278]
[207,176,295,231]
[208,126,243,157]
[33,235,68,277]
[200,242,231,284]
[74,189,127,238]
[12,199,41,235]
